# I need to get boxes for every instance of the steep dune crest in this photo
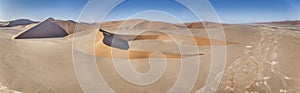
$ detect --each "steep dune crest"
[14,18,68,39]
[13,18,95,39]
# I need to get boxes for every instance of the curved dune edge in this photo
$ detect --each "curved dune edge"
[94,32,183,59]
[88,32,233,59]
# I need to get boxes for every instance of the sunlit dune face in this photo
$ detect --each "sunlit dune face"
[131,34,234,46]
[93,32,233,59]
[94,32,182,59]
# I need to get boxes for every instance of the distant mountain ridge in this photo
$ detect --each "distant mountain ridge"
[1,18,230,29]
[100,19,229,31]
[0,19,37,27]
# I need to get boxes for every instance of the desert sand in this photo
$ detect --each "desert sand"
[0,19,299,93]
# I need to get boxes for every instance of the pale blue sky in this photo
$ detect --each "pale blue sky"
[0,0,299,23]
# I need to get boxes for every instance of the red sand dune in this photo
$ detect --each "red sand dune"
[129,34,233,46]
[91,31,232,59]
[94,32,183,59]
[101,19,228,31]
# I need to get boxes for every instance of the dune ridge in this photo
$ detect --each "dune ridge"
[100,19,182,31]
[13,18,95,39]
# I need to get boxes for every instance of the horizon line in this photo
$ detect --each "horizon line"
[1,17,300,24]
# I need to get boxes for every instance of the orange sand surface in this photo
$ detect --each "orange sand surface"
[131,34,233,46]
[93,32,232,59]
[94,32,182,59]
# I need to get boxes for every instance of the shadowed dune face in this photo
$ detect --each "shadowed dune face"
[94,32,182,59]
[14,18,95,39]
[102,31,130,50]
[11,18,233,59]
[14,18,68,39]
[90,29,233,59]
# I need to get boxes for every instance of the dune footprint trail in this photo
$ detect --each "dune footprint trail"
[217,26,291,93]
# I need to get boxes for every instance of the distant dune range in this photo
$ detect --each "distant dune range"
[10,18,229,39]
[1,18,300,93]
[8,18,299,59]
[8,18,232,59]
[0,19,37,27]
[100,19,229,32]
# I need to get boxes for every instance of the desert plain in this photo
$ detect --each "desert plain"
[0,18,299,93]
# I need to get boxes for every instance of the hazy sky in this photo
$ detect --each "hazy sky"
[1,0,299,23]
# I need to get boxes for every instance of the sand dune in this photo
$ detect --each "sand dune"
[100,19,230,36]
[8,19,231,39]
[80,28,231,59]
[0,19,36,27]
[14,18,95,39]
[0,18,299,93]
[80,31,230,59]
[14,18,68,39]
[91,31,184,59]
[55,19,96,34]
[100,19,148,31]
[101,19,182,31]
